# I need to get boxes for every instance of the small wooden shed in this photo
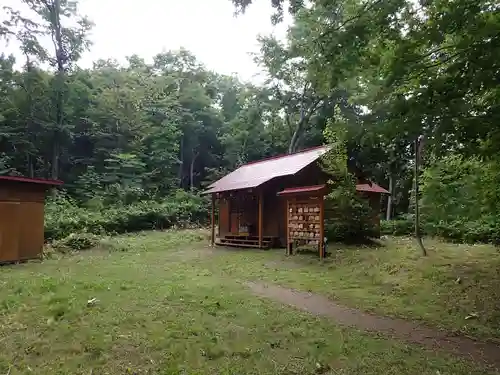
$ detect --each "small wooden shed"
[0,176,63,264]
[204,145,389,256]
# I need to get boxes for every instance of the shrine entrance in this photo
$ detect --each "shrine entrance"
[229,191,258,236]
[214,189,277,249]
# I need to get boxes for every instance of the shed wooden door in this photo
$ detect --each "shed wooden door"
[0,201,21,263]
[18,202,44,260]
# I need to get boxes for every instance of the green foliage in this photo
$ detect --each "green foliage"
[382,217,500,245]
[381,154,500,243]
[322,122,377,242]
[429,218,500,245]
[417,155,500,244]
[325,195,377,242]
[381,219,414,236]
[421,155,500,223]
[44,190,209,241]
[230,0,500,246]
[1,0,498,247]
[51,233,100,252]
[0,45,294,200]
[1,0,300,199]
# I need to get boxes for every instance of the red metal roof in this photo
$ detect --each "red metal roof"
[277,184,327,196]
[277,183,389,196]
[241,145,328,166]
[356,183,389,194]
[205,146,331,194]
[0,175,63,186]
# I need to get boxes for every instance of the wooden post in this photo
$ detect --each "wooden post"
[258,190,263,248]
[319,194,325,259]
[285,199,290,255]
[211,193,215,247]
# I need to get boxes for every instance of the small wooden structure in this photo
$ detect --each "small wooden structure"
[0,176,63,264]
[278,185,326,258]
[204,146,389,255]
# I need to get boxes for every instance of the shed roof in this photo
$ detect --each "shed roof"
[0,175,63,186]
[205,146,330,194]
[356,183,389,194]
[277,184,327,196]
[277,183,390,196]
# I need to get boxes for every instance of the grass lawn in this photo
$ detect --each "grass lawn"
[0,230,497,374]
[205,236,500,342]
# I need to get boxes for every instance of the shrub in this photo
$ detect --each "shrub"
[427,218,500,244]
[381,219,414,236]
[321,124,378,243]
[51,233,100,252]
[44,190,209,241]
[380,155,500,244]
[421,155,500,224]
[381,218,500,244]
[325,193,378,242]
[417,155,500,243]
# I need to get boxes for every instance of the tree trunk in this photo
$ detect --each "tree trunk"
[49,0,65,186]
[51,134,59,180]
[386,173,394,220]
[190,151,199,191]
[27,154,34,178]
[287,97,322,154]
[414,137,427,256]
[51,73,63,181]
[288,119,303,154]
[24,54,36,179]
[178,136,184,188]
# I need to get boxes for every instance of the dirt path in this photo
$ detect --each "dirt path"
[246,281,500,370]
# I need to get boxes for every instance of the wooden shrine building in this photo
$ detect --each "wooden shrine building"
[0,176,63,264]
[204,145,389,257]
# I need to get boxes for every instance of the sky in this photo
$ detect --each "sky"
[1,0,291,83]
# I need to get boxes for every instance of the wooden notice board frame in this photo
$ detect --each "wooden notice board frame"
[278,185,326,259]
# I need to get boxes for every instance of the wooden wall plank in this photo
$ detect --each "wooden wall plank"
[218,197,230,237]
[0,184,45,203]
[0,202,21,263]
[211,194,215,246]
[18,202,44,260]
[258,190,263,248]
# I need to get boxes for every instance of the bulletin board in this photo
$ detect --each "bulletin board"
[285,195,325,258]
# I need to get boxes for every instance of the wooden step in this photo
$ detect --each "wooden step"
[217,238,272,249]
[220,237,271,243]
[224,235,275,241]
[220,238,270,244]
[218,242,267,249]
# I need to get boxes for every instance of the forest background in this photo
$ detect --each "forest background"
[0,0,499,245]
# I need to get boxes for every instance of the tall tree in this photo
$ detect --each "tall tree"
[5,0,92,179]
[257,35,324,153]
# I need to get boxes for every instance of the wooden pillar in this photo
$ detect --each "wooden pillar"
[285,199,290,255]
[258,190,263,248]
[319,194,325,259]
[211,193,215,247]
